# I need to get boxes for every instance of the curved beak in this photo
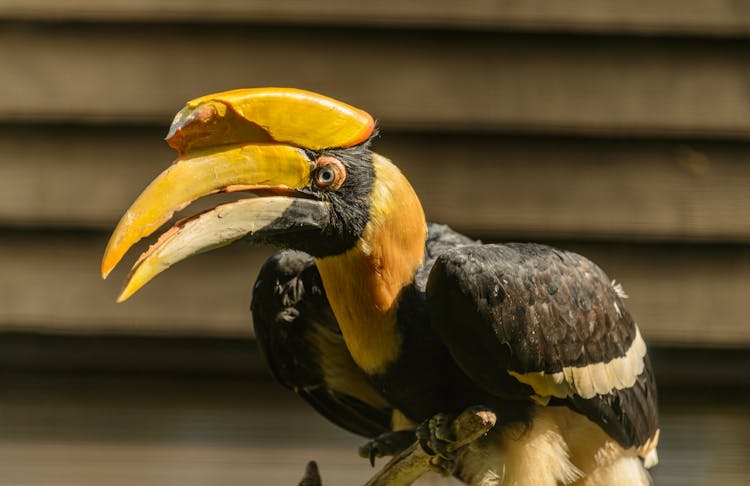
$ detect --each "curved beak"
[102,143,327,302]
[115,195,329,303]
[101,143,314,280]
[101,87,374,302]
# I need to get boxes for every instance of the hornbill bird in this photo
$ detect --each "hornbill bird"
[102,88,659,485]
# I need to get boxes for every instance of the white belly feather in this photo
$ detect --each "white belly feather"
[456,406,653,486]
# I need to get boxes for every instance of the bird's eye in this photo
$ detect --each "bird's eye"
[313,156,346,190]
[318,167,335,184]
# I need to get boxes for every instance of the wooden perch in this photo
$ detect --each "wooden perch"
[365,407,496,486]
[298,407,497,486]
[298,461,322,486]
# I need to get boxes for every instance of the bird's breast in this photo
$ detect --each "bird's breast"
[315,245,404,376]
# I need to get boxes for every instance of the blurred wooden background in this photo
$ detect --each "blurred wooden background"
[1,1,750,485]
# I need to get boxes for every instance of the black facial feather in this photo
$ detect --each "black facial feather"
[256,136,376,258]
[312,140,375,254]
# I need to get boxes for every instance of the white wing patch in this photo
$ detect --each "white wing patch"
[508,327,647,400]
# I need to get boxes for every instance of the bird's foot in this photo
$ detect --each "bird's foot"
[416,412,460,476]
[415,406,497,477]
[359,430,416,466]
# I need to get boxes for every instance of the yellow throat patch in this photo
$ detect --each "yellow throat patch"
[315,154,427,375]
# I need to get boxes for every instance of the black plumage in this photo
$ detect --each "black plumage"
[427,243,638,374]
[426,242,658,451]
[567,354,658,449]
[251,250,391,438]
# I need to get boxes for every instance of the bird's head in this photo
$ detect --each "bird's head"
[102,88,426,304]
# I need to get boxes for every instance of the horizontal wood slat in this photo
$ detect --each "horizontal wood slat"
[2,0,750,37]
[573,242,750,347]
[3,332,750,389]
[399,136,750,241]
[0,231,272,337]
[1,231,748,346]
[3,126,749,241]
[2,24,750,137]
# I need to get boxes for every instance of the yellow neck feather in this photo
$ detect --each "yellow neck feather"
[315,154,427,375]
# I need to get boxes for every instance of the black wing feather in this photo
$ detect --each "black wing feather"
[426,243,658,451]
[251,250,392,438]
[566,352,658,448]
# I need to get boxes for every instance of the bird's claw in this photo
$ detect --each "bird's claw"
[416,412,459,476]
[359,430,416,466]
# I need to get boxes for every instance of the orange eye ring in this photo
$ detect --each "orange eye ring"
[313,156,347,190]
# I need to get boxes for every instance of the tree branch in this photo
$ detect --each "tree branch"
[298,407,496,486]
[364,407,496,486]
